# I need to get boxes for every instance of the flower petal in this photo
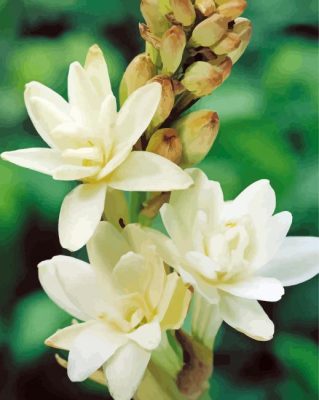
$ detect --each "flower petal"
[24,81,71,149]
[104,341,151,400]
[126,321,162,351]
[84,44,112,102]
[38,256,89,321]
[108,151,193,191]
[1,148,63,175]
[185,251,217,280]
[258,236,319,286]
[113,83,161,152]
[219,276,284,302]
[68,321,126,382]
[59,182,107,251]
[219,292,274,341]
[53,165,100,181]
[157,272,191,330]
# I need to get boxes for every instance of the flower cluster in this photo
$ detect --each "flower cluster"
[1,3,318,400]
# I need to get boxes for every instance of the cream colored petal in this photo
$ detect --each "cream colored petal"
[24,81,71,149]
[50,122,91,149]
[104,342,151,400]
[219,292,274,341]
[68,321,126,382]
[53,165,100,181]
[158,272,191,331]
[98,94,117,155]
[126,321,162,351]
[84,44,112,101]
[108,151,193,191]
[123,223,150,254]
[259,236,319,287]
[185,251,218,280]
[45,320,97,350]
[218,276,284,302]
[96,146,132,180]
[160,203,189,252]
[38,256,89,321]
[1,148,63,176]
[59,182,107,251]
[113,82,161,152]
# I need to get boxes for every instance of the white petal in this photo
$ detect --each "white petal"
[160,203,189,253]
[113,83,161,152]
[227,179,276,225]
[68,321,126,382]
[38,257,88,321]
[24,81,71,149]
[185,251,217,280]
[50,122,90,149]
[218,276,284,302]
[258,236,319,286]
[220,292,274,341]
[59,182,107,251]
[52,165,100,181]
[1,148,63,175]
[109,151,193,191]
[104,342,151,400]
[84,45,112,101]
[126,321,162,351]
[96,146,132,180]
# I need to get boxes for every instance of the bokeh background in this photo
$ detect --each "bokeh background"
[0,0,318,399]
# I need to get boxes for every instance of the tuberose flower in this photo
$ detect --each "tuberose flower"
[1,45,192,251]
[38,221,191,400]
[152,169,319,342]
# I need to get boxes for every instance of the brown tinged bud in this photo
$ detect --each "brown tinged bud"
[139,23,161,49]
[228,17,252,64]
[212,31,241,55]
[141,0,170,36]
[119,53,156,105]
[181,61,223,97]
[146,128,182,164]
[172,110,219,167]
[216,0,247,20]
[195,0,216,17]
[148,75,175,131]
[190,13,228,47]
[160,25,186,75]
[210,56,233,82]
[170,0,196,26]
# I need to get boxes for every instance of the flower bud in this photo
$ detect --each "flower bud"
[141,0,170,36]
[119,53,156,105]
[228,17,252,64]
[190,13,228,47]
[210,56,232,82]
[148,75,175,131]
[170,0,196,26]
[216,0,247,20]
[160,25,186,75]
[146,128,182,164]
[181,61,223,97]
[195,0,216,17]
[172,110,219,167]
[212,31,241,55]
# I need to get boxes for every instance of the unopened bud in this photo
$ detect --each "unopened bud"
[216,0,247,20]
[181,61,223,97]
[172,110,219,167]
[210,56,232,81]
[148,75,175,131]
[190,13,228,47]
[141,0,170,36]
[160,25,186,75]
[147,128,182,164]
[212,31,241,55]
[139,23,161,49]
[119,53,156,105]
[195,0,216,17]
[228,17,252,63]
[170,0,196,26]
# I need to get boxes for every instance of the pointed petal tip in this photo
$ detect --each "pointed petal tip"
[88,44,103,54]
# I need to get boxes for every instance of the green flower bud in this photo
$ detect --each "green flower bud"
[195,0,216,17]
[172,110,219,167]
[141,0,170,36]
[147,128,182,164]
[228,17,252,63]
[181,61,223,97]
[212,31,241,55]
[170,0,196,26]
[190,13,228,47]
[216,0,247,20]
[160,25,186,75]
[119,53,156,105]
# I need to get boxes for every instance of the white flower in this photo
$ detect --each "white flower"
[152,169,319,342]
[1,45,192,251]
[38,221,191,400]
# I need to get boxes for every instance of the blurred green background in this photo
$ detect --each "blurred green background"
[0,0,318,399]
